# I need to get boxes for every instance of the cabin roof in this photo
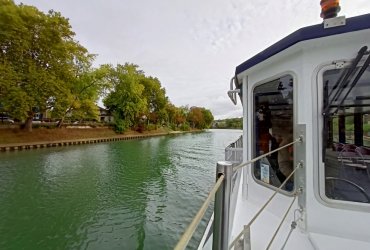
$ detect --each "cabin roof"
[235,14,370,76]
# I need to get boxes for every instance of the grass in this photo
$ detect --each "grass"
[0,127,170,145]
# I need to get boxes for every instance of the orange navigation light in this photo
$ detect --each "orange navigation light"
[320,0,341,19]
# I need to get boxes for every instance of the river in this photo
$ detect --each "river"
[0,129,242,250]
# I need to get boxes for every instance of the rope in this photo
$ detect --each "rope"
[266,195,297,250]
[174,174,225,250]
[280,221,296,250]
[233,137,301,172]
[280,209,302,249]
[229,163,302,249]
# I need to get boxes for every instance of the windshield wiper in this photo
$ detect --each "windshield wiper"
[333,51,370,114]
[322,46,367,117]
[322,46,369,162]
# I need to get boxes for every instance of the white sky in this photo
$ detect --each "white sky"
[15,0,370,119]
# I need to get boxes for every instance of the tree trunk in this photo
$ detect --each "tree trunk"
[24,117,33,132]
[57,117,65,128]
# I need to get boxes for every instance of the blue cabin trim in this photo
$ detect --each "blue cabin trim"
[235,14,370,75]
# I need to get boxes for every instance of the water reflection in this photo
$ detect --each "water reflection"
[0,130,242,250]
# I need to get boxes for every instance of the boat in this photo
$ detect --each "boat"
[175,1,370,249]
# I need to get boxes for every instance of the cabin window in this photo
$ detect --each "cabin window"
[322,63,370,204]
[253,75,294,192]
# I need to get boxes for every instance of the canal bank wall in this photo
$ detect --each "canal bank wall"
[0,131,190,152]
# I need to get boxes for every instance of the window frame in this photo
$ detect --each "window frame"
[250,72,297,196]
[316,61,370,210]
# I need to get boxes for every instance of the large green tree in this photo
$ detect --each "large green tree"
[202,108,214,128]
[0,0,92,131]
[141,76,168,125]
[103,63,147,133]
[165,103,177,125]
[52,64,111,127]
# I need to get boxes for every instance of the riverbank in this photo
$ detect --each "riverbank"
[0,127,195,152]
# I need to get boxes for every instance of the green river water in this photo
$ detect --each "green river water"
[0,129,242,250]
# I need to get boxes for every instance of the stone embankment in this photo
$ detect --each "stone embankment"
[0,132,172,152]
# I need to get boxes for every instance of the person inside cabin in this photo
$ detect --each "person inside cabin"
[256,104,272,155]
[256,104,279,155]
[255,103,280,184]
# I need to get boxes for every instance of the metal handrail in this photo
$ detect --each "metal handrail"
[174,174,225,250]
[175,137,302,250]
[229,161,303,249]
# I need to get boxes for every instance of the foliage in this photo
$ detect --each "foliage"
[214,118,242,129]
[174,106,188,127]
[103,64,147,132]
[113,116,129,134]
[187,106,214,129]
[51,65,111,126]
[146,124,157,131]
[141,76,168,125]
[179,123,190,131]
[0,1,215,133]
[103,64,214,132]
[170,123,177,131]
[166,103,177,125]
[202,108,214,128]
[364,123,370,133]
[0,0,93,131]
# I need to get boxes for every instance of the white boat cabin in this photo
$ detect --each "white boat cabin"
[208,13,370,250]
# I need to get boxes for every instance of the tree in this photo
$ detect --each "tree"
[165,103,177,125]
[140,76,168,125]
[187,106,214,129]
[187,106,204,129]
[103,63,147,133]
[52,65,111,127]
[174,106,188,128]
[202,108,214,128]
[0,1,92,131]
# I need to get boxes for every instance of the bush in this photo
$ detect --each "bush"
[114,119,130,134]
[170,124,177,131]
[179,123,190,131]
[32,123,58,129]
[32,123,42,129]
[135,124,144,133]
[147,124,157,131]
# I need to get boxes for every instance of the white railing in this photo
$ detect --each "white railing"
[229,162,303,249]
[225,136,243,163]
[175,135,303,250]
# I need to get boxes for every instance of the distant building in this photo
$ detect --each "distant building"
[33,110,52,121]
[99,107,114,123]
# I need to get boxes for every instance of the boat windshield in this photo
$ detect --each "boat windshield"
[322,56,370,204]
[253,75,294,192]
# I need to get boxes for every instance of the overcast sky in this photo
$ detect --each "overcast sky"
[15,0,370,119]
